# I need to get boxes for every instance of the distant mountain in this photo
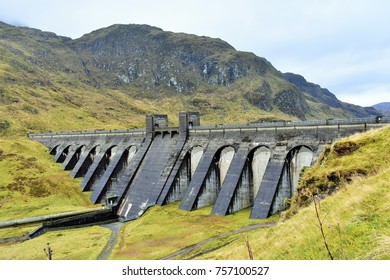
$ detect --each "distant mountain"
[373,102,390,115]
[282,73,380,118]
[0,21,381,136]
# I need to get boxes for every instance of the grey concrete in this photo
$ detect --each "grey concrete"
[179,143,220,211]
[29,114,390,221]
[290,146,314,191]
[117,132,185,221]
[80,145,117,191]
[250,146,287,219]
[157,146,204,205]
[71,144,101,178]
[252,146,271,198]
[90,146,132,204]
[211,146,249,216]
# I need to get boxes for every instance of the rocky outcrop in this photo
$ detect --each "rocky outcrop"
[274,88,309,120]
[72,24,272,93]
[243,81,274,112]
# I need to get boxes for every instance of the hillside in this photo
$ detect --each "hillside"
[373,102,390,115]
[0,21,380,138]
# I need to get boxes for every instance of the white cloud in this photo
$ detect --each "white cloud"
[338,85,390,107]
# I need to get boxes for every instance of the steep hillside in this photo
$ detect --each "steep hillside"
[0,21,380,138]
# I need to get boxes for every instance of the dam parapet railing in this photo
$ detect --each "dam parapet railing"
[29,116,390,138]
[29,128,147,138]
[190,116,390,131]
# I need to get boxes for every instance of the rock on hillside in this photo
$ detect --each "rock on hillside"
[70,24,380,119]
[71,24,274,91]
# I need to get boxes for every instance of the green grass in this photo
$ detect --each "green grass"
[0,138,97,223]
[0,225,111,260]
[110,202,278,260]
[285,126,390,218]
[0,138,110,260]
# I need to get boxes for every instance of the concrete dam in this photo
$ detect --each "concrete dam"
[29,113,389,222]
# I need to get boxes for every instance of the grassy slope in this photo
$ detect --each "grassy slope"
[110,203,278,260]
[0,139,112,260]
[176,126,390,260]
[0,139,97,222]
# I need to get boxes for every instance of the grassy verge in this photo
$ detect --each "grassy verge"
[0,225,111,260]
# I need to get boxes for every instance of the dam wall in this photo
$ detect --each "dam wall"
[29,114,389,221]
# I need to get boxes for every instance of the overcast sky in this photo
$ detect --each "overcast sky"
[1,0,389,106]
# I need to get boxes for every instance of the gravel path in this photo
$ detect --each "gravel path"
[161,222,276,260]
[97,222,123,260]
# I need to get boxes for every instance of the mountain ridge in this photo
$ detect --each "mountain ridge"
[0,21,381,137]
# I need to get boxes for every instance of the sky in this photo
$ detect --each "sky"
[0,0,389,106]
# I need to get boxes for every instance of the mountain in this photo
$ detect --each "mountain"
[282,73,380,117]
[0,21,380,137]
[373,102,390,115]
